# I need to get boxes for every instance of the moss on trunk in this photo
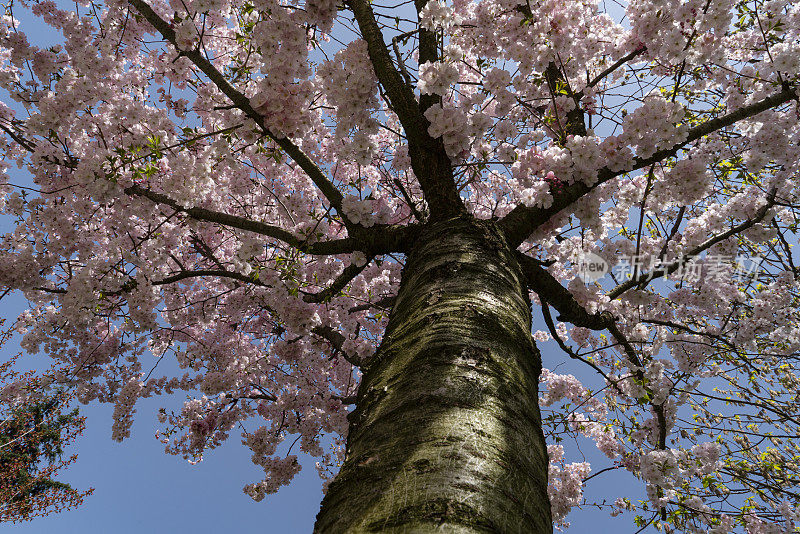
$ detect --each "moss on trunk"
[315,216,552,533]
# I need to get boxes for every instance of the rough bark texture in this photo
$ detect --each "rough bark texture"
[315,216,552,533]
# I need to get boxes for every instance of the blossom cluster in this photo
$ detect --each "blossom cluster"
[618,94,688,159]
[419,0,462,30]
[547,444,591,526]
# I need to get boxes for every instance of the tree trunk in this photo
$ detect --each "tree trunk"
[315,215,552,533]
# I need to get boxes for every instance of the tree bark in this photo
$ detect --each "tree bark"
[315,215,552,533]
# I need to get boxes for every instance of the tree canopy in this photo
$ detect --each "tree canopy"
[0,0,800,531]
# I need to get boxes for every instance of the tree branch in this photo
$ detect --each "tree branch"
[311,325,362,366]
[499,85,798,248]
[0,123,35,152]
[583,47,646,91]
[517,250,644,370]
[124,184,353,255]
[519,251,666,444]
[345,0,464,220]
[125,184,419,255]
[126,0,349,223]
[539,302,625,396]
[348,294,396,313]
[544,61,586,144]
[607,188,777,300]
[413,0,441,117]
[302,257,374,303]
[345,0,426,147]
[153,269,266,287]
[640,318,736,349]
[515,251,611,329]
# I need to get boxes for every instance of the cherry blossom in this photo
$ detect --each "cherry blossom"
[0,0,799,530]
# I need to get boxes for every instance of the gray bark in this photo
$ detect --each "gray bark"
[315,215,552,533]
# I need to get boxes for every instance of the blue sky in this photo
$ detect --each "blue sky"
[2,332,641,534]
[0,289,643,534]
[6,392,324,533]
